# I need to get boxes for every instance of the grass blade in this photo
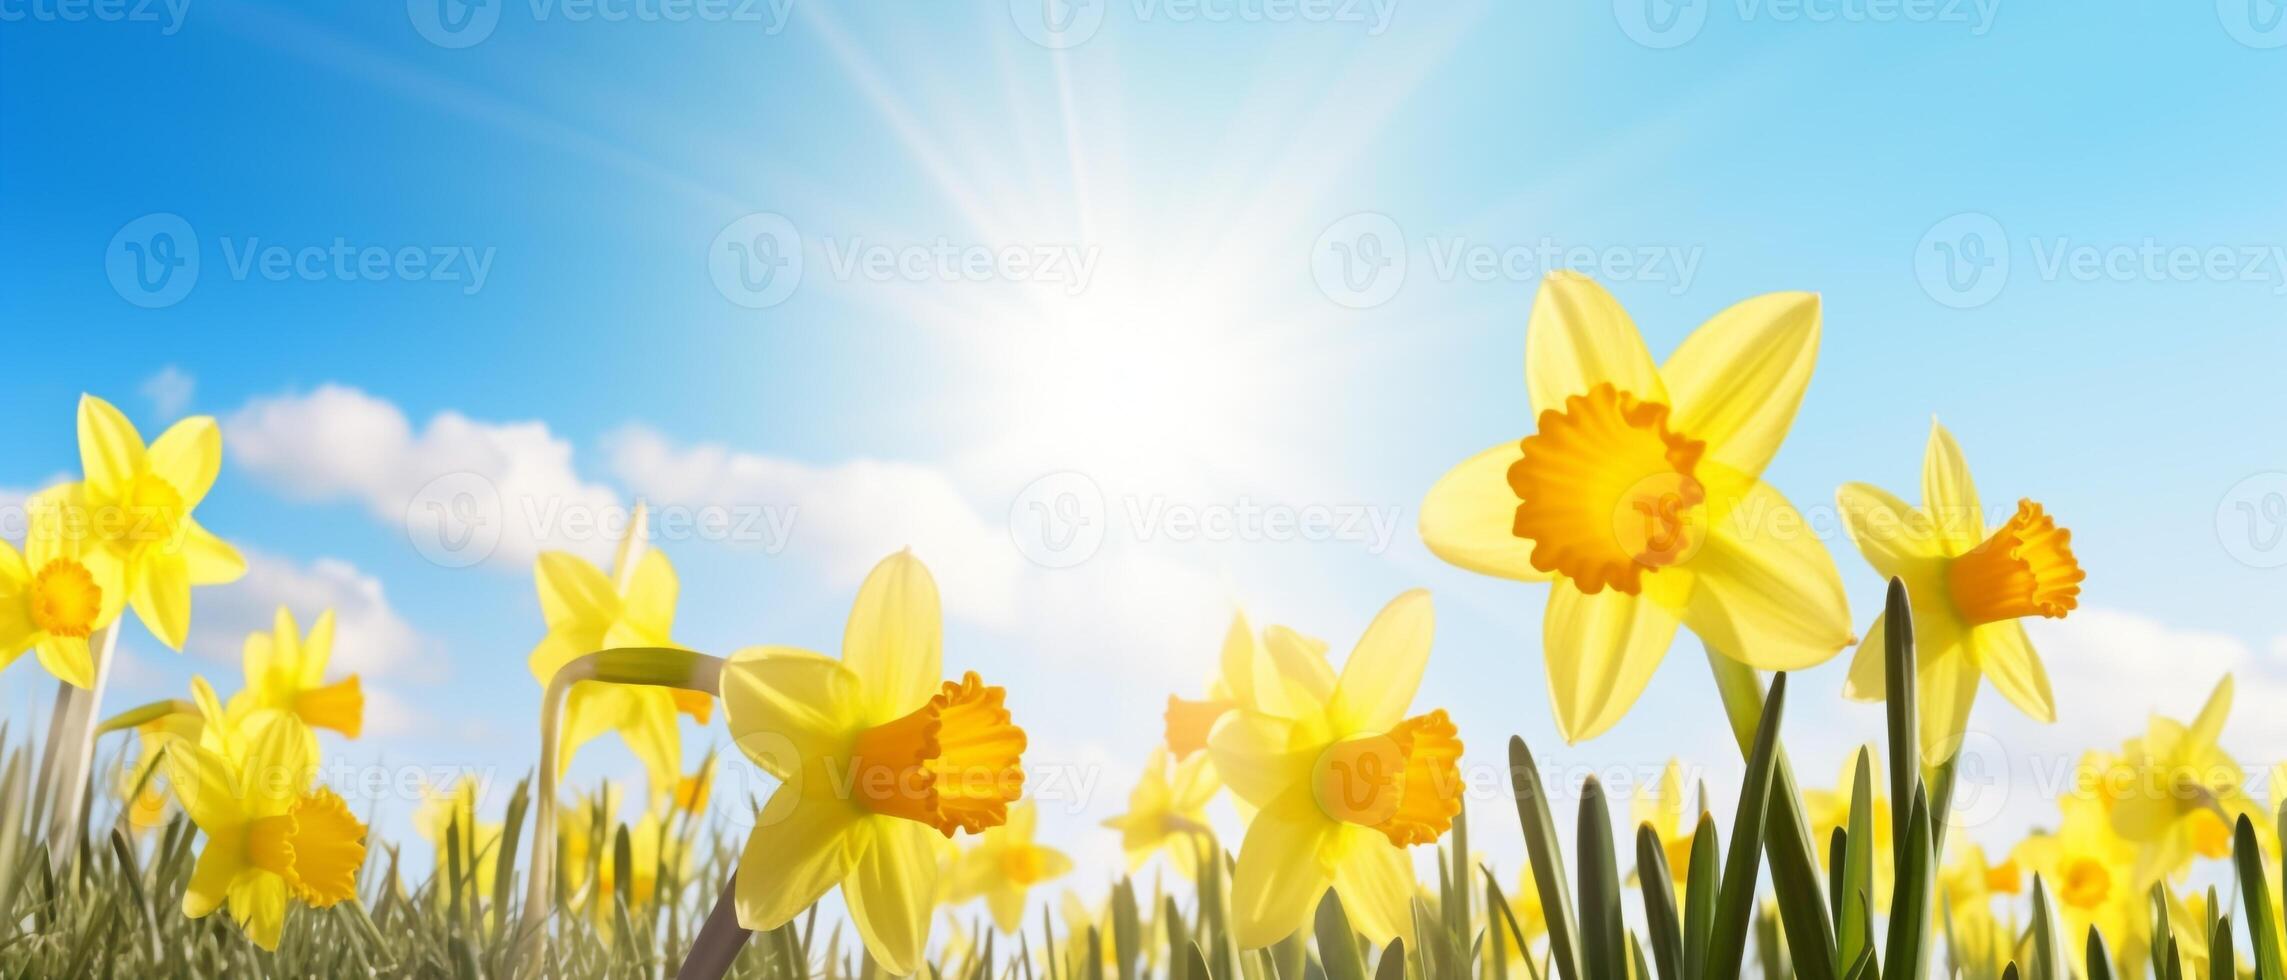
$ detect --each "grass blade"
[1635,824,1683,980]
[1509,736,1582,980]
[1705,673,1789,980]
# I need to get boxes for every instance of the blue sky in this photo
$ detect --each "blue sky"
[6,0,2287,926]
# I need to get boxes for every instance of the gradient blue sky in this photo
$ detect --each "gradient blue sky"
[6,0,2287,926]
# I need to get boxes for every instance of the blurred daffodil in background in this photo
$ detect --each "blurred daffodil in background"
[1420,273,1852,742]
[1209,589,1458,948]
[1801,748,1893,910]
[0,496,124,688]
[63,393,244,651]
[1101,746,1216,878]
[417,776,503,895]
[2104,675,2259,887]
[229,607,363,740]
[2014,752,2142,974]
[158,714,366,950]
[1838,421,2084,762]
[950,802,1073,933]
[1628,758,1697,892]
[1163,611,1329,763]
[718,551,1027,974]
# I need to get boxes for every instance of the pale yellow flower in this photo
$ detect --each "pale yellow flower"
[227,607,363,739]
[528,543,709,805]
[1838,422,2084,762]
[0,491,125,688]
[1629,759,1697,892]
[2105,675,2258,886]
[718,552,1028,974]
[1940,841,2022,915]
[1208,589,1458,948]
[416,776,502,896]
[118,707,202,833]
[1419,273,1851,742]
[2014,753,2142,976]
[1163,611,1332,759]
[1101,747,1216,878]
[949,802,1073,934]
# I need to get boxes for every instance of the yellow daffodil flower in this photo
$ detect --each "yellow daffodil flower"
[417,776,502,895]
[529,543,709,805]
[1510,862,1549,951]
[159,712,366,950]
[1163,612,1332,759]
[1801,748,1893,911]
[227,607,363,739]
[119,707,203,834]
[1944,901,2019,980]
[1208,589,1459,949]
[57,394,244,651]
[583,808,686,943]
[1838,421,2085,762]
[1101,747,1216,878]
[2014,753,2142,975]
[0,492,125,688]
[1420,273,1852,742]
[718,551,1028,974]
[1940,841,2022,915]
[1629,759,1698,892]
[2105,675,2258,886]
[949,802,1074,933]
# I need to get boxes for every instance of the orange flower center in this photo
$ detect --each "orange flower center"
[848,671,1026,836]
[1310,709,1464,847]
[1944,499,2084,626]
[2060,856,2111,910]
[28,558,102,638]
[999,845,1052,885]
[1163,695,1236,758]
[1508,383,1706,595]
[2190,808,2232,860]
[295,675,365,739]
[246,786,368,907]
[1984,858,2022,896]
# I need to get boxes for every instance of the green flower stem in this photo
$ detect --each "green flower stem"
[35,620,120,864]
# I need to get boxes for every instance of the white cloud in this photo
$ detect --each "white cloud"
[603,424,1025,626]
[224,385,622,568]
[187,547,445,685]
[140,366,196,419]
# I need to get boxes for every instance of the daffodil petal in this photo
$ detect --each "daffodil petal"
[1229,788,1337,950]
[1922,422,1985,552]
[227,872,289,950]
[77,394,145,498]
[1658,291,1821,479]
[1683,481,1853,671]
[618,686,684,805]
[2107,779,2180,842]
[843,817,937,975]
[301,609,336,687]
[1836,482,1947,576]
[1328,825,1417,947]
[720,646,866,782]
[160,736,243,833]
[1543,580,1681,743]
[536,552,619,631]
[34,635,94,690]
[987,883,1028,933]
[181,845,238,918]
[1326,589,1434,734]
[1969,619,2054,723]
[1918,641,1980,765]
[1206,710,1315,811]
[841,551,943,724]
[1420,441,1556,583]
[178,518,245,585]
[1842,611,1889,702]
[2188,674,2233,751]
[733,788,862,930]
[244,712,317,814]
[147,415,222,509]
[1526,272,1668,414]
[620,549,678,642]
[131,551,191,651]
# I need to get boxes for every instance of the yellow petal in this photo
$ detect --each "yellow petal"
[618,549,678,643]
[2188,674,2233,751]
[1230,788,1337,949]
[1326,589,1434,734]
[719,646,867,782]
[1835,482,1947,577]
[556,681,626,775]
[161,736,244,832]
[34,635,94,690]
[1683,479,1853,671]
[1921,422,1984,553]
[178,518,245,585]
[1842,611,1890,702]
[146,415,222,509]
[227,872,289,950]
[181,844,239,918]
[1544,580,1682,743]
[1526,272,1668,414]
[1327,825,1417,947]
[841,551,943,723]
[77,394,146,498]
[131,552,191,651]
[1968,620,2054,723]
[301,609,336,687]
[843,817,937,975]
[616,686,684,805]
[1217,611,1264,708]
[1171,750,1221,810]
[1206,710,1315,811]
[986,882,1028,934]
[244,714,318,816]
[1261,626,1336,704]
[1658,291,1821,479]
[1419,441,1555,583]
[1918,641,1980,764]
[734,787,862,930]
[535,552,619,631]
